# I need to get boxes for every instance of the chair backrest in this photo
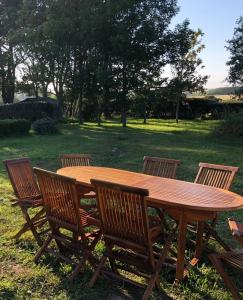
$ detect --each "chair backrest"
[3,158,41,201]
[194,163,239,190]
[142,156,181,179]
[60,154,91,168]
[91,179,151,253]
[34,168,84,235]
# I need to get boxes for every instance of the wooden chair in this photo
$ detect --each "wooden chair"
[228,218,243,246]
[34,168,101,280]
[60,154,91,168]
[142,156,181,179]
[88,179,172,300]
[3,158,47,246]
[209,251,243,300]
[209,219,243,300]
[142,156,181,222]
[60,154,95,200]
[193,163,239,251]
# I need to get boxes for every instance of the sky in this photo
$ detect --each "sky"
[171,0,243,89]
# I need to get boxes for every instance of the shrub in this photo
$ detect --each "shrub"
[32,117,58,135]
[214,111,243,136]
[0,119,31,137]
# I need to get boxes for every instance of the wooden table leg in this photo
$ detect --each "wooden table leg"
[195,221,204,260]
[184,221,204,276]
[175,213,187,283]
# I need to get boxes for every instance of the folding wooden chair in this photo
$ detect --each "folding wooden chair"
[209,219,243,300]
[89,179,172,300]
[193,163,239,251]
[60,154,96,210]
[209,251,243,300]
[142,156,181,179]
[34,168,101,280]
[60,154,91,168]
[228,218,243,246]
[3,158,47,246]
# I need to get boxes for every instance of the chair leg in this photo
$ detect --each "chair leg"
[88,255,108,288]
[14,222,30,240]
[22,208,43,246]
[209,254,242,300]
[143,237,172,299]
[35,234,53,263]
[205,224,231,251]
[69,252,89,281]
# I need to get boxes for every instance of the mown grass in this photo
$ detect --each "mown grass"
[0,118,243,300]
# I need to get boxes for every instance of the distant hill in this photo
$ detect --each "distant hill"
[207,86,243,95]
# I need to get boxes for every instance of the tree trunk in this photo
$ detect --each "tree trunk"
[1,45,15,104]
[143,101,147,124]
[42,84,48,98]
[78,94,83,124]
[121,63,127,128]
[121,107,126,127]
[175,95,180,123]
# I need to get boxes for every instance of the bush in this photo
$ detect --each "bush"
[32,117,58,135]
[0,119,31,137]
[214,111,243,136]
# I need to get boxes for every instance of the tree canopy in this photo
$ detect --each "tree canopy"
[226,17,243,88]
[0,0,208,124]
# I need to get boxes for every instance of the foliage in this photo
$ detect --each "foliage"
[0,119,243,299]
[226,17,243,90]
[0,0,208,125]
[214,111,243,136]
[32,117,58,135]
[0,119,30,136]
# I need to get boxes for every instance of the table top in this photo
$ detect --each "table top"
[57,166,243,212]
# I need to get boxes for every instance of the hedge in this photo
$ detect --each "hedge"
[0,119,31,137]
[0,101,56,121]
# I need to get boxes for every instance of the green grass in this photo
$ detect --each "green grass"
[0,118,243,300]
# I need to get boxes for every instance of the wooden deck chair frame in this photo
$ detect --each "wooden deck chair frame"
[89,179,172,300]
[34,168,101,280]
[3,158,48,246]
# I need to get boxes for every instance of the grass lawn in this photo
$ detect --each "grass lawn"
[0,118,243,300]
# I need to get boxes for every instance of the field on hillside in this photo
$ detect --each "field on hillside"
[190,94,236,101]
[0,119,243,300]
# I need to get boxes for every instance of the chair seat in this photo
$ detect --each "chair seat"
[228,219,243,237]
[222,250,243,270]
[18,196,43,207]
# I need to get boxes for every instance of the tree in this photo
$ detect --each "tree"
[108,0,178,127]
[0,0,22,103]
[168,20,208,122]
[226,17,243,89]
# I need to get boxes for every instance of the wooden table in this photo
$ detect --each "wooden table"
[57,166,243,282]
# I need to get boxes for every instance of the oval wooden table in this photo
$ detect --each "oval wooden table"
[57,166,243,282]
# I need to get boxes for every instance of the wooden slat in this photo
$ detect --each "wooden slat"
[194,162,239,190]
[60,154,91,168]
